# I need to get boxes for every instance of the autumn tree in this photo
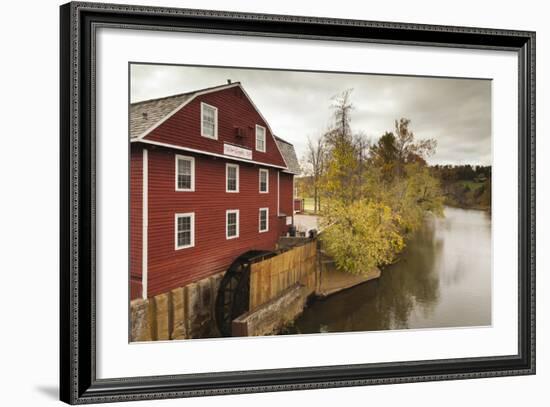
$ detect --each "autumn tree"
[354,132,371,191]
[327,89,354,144]
[322,130,361,203]
[368,119,442,235]
[303,135,327,213]
[370,131,399,181]
[318,91,444,276]
[394,118,436,163]
[322,200,405,273]
[322,90,364,203]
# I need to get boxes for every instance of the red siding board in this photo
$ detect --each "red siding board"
[144,86,287,169]
[279,173,294,217]
[277,173,294,236]
[136,146,293,298]
[130,144,143,299]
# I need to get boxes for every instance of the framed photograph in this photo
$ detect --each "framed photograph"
[60,1,535,404]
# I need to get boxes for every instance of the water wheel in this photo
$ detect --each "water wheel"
[215,250,276,337]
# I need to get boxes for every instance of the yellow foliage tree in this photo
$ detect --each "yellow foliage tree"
[318,92,444,276]
[321,200,405,274]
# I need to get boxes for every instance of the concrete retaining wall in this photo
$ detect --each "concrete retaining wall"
[317,257,381,297]
[277,236,312,250]
[232,283,309,336]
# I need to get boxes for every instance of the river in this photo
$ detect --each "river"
[289,207,492,334]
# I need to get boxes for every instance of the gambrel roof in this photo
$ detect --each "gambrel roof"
[130,82,300,174]
[130,83,238,139]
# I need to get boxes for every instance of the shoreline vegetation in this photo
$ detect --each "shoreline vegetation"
[431,165,491,212]
[298,89,491,276]
[444,200,491,211]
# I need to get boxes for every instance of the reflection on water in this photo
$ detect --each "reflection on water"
[290,207,492,334]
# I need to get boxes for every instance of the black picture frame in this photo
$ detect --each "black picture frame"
[60,2,536,404]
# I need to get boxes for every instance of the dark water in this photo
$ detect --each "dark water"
[291,207,492,334]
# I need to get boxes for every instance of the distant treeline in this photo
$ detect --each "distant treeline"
[430,165,491,210]
[431,164,491,182]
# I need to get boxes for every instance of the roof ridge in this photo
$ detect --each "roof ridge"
[131,82,241,106]
[274,135,294,146]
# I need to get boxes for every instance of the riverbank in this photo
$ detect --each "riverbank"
[286,207,492,335]
[442,179,491,211]
[443,201,490,211]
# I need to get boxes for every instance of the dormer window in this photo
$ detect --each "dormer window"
[201,102,218,139]
[255,125,266,152]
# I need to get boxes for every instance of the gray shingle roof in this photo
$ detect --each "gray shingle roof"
[275,136,301,175]
[130,82,240,139]
[130,93,193,139]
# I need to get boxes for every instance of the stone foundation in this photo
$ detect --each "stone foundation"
[130,272,223,342]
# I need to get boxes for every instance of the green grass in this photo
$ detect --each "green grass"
[458,180,484,191]
[301,197,324,214]
[303,197,315,211]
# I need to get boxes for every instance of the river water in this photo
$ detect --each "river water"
[290,207,492,334]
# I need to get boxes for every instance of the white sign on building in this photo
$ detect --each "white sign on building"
[224,143,252,160]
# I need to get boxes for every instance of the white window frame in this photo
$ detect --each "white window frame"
[200,102,218,140]
[225,163,239,193]
[174,212,195,250]
[226,209,240,240]
[259,168,269,193]
[259,207,269,233]
[175,154,195,192]
[255,124,266,152]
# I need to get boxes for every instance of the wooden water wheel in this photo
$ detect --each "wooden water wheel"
[215,250,276,337]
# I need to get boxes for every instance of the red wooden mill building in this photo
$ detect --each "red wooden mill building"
[130,82,301,300]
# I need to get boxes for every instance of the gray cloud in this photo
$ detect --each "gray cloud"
[131,64,491,166]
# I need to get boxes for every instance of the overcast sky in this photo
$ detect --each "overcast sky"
[131,64,491,166]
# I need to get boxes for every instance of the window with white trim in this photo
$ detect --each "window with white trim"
[226,210,239,239]
[201,102,218,139]
[175,155,195,191]
[175,213,195,250]
[226,163,239,192]
[259,168,269,193]
[259,208,269,233]
[255,125,266,152]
